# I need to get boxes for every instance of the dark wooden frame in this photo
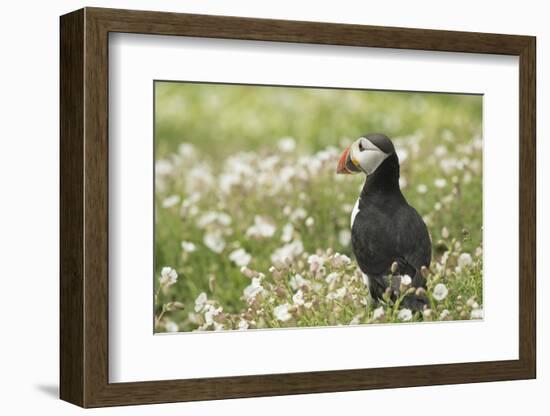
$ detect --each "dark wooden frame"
[60,7,536,408]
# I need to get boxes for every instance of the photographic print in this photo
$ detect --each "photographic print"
[154,81,483,333]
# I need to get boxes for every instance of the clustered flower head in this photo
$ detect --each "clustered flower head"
[433,283,449,301]
[159,267,178,288]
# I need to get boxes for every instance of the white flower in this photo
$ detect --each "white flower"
[213,322,225,331]
[434,178,447,188]
[289,207,307,222]
[349,316,360,325]
[181,193,201,216]
[229,248,252,267]
[222,154,256,187]
[164,321,179,333]
[292,289,305,306]
[219,172,241,194]
[181,241,196,253]
[397,308,413,321]
[466,297,479,310]
[281,223,294,243]
[338,229,351,246]
[326,287,346,300]
[332,253,352,267]
[159,267,178,287]
[290,273,311,290]
[197,211,232,228]
[194,292,207,312]
[238,319,249,330]
[162,195,180,208]
[340,254,351,264]
[261,155,280,170]
[360,272,369,286]
[442,129,454,141]
[155,159,172,175]
[278,166,296,184]
[305,216,315,227]
[325,272,339,284]
[434,145,448,157]
[417,184,428,194]
[204,304,222,325]
[197,212,217,228]
[270,240,304,264]
[188,312,199,324]
[243,277,264,300]
[203,230,226,253]
[307,254,324,272]
[186,164,214,192]
[433,283,449,301]
[277,137,296,153]
[217,213,232,226]
[401,274,412,286]
[440,158,457,174]
[440,309,450,320]
[470,308,484,319]
[458,253,473,268]
[178,143,196,158]
[441,227,450,239]
[246,216,276,239]
[372,306,385,320]
[396,147,409,163]
[307,254,324,266]
[274,304,292,322]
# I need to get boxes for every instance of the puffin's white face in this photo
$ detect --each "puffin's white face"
[336,137,391,176]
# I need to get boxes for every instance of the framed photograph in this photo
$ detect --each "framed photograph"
[60,7,536,407]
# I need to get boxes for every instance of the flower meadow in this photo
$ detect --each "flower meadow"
[154,82,483,333]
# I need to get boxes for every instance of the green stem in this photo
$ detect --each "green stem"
[155,304,167,329]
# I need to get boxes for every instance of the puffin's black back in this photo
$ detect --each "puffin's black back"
[350,151,431,304]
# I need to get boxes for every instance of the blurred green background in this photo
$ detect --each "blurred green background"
[155,82,482,160]
[154,81,482,329]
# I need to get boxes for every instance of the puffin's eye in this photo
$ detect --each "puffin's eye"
[358,140,364,151]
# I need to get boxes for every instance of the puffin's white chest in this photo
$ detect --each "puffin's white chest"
[350,198,360,228]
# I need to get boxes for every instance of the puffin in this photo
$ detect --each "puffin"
[336,133,431,311]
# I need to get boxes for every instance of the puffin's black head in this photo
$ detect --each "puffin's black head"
[336,133,396,176]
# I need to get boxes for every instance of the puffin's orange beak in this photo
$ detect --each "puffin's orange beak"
[337,145,353,174]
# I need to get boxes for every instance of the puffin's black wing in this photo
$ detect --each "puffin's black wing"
[393,203,431,281]
[351,195,431,281]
